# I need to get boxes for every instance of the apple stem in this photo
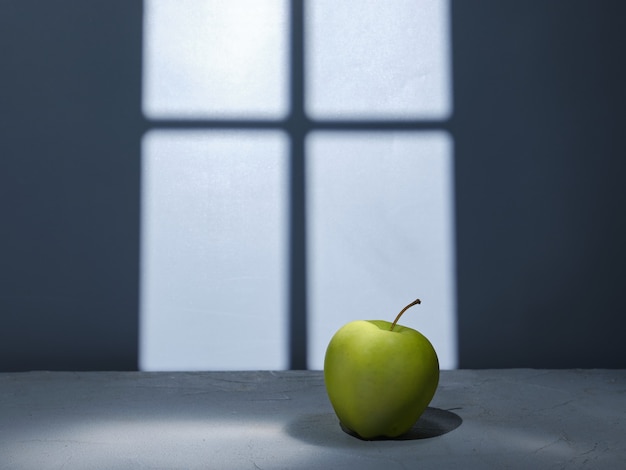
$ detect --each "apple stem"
[390,298,421,331]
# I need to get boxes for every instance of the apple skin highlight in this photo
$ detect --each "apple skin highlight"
[324,318,439,439]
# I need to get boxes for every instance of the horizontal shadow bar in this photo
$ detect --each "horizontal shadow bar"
[144,118,451,132]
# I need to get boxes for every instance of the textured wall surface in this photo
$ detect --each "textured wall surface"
[1,1,624,370]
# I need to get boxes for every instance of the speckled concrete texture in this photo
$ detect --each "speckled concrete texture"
[1,369,624,469]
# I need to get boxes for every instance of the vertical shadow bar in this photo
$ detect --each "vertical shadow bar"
[288,0,308,369]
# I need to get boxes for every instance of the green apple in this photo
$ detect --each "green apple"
[324,299,439,439]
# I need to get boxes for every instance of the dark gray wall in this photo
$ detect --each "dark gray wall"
[0,1,143,370]
[0,1,624,370]
[452,1,626,367]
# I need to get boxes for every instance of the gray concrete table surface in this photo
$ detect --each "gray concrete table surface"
[0,369,624,469]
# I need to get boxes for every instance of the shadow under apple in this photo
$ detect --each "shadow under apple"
[341,406,463,440]
[285,407,462,446]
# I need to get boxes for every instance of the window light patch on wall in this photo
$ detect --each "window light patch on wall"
[140,0,456,371]
[306,0,452,119]
[142,0,289,119]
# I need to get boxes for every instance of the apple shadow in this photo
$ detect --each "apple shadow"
[341,407,463,441]
[285,407,462,447]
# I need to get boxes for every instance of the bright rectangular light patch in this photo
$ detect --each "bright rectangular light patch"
[306,0,452,119]
[143,0,289,119]
[307,131,457,369]
[140,130,288,370]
